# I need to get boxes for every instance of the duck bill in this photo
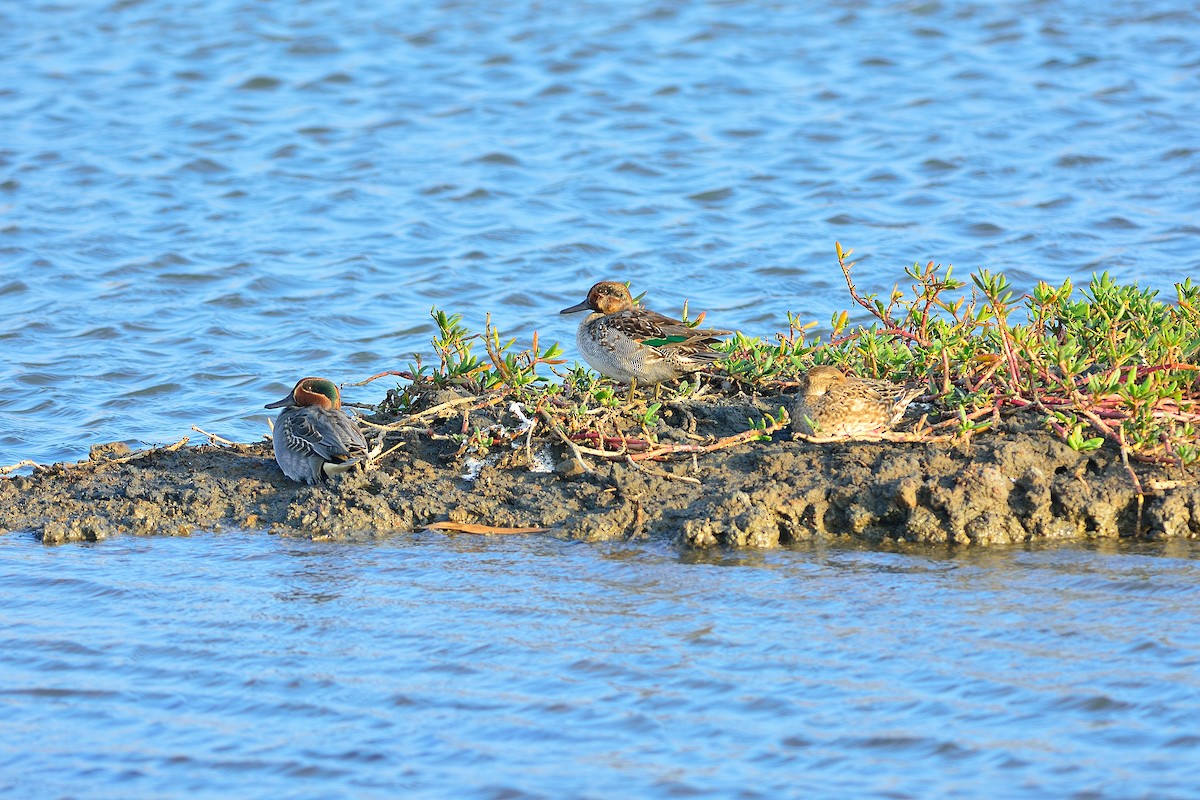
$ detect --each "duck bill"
[264,392,294,409]
[559,299,591,314]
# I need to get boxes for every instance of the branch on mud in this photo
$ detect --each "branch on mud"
[538,410,594,474]
[191,426,238,446]
[623,455,701,485]
[0,459,41,476]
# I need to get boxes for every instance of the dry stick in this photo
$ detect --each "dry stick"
[523,411,538,471]
[425,521,550,535]
[628,498,646,539]
[538,410,594,474]
[357,394,481,432]
[191,425,238,446]
[363,431,384,468]
[375,440,407,462]
[836,241,894,327]
[624,454,701,485]
[365,428,407,470]
[1118,426,1145,536]
[626,418,788,462]
[913,412,932,438]
[362,424,430,436]
[0,459,41,476]
[793,428,959,445]
[571,441,626,459]
[346,369,415,387]
[105,436,190,465]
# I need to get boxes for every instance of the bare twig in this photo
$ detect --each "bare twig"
[191,426,238,446]
[836,241,895,327]
[1118,426,1144,536]
[624,454,701,485]
[425,521,550,535]
[108,437,190,465]
[792,429,958,444]
[624,416,789,462]
[538,410,594,474]
[347,370,416,387]
[0,459,41,476]
[359,394,483,432]
[366,437,406,470]
[519,402,538,471]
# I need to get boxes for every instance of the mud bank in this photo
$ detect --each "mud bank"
[3,394,1199,547]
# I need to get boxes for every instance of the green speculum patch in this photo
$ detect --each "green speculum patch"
[639,335,690,347]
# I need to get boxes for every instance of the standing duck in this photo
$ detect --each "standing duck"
[791,365,921,437]
[265,377,368,485]
[559,281,730,391]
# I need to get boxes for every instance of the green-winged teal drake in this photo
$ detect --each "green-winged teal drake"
[265,377,368,485]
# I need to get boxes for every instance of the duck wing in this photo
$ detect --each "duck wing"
[852,378,924,426]
[607,309,731,349]
[282,408,366,463]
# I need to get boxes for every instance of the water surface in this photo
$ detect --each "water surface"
[3,5,1200,795]
[2,0,1199,463]
[1,533,1198,798]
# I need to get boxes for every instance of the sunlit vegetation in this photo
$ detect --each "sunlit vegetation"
[347,244,1199,483]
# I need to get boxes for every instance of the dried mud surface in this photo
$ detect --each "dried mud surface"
[4,394,1200,547]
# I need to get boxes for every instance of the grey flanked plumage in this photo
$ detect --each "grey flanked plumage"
[559,281,730,387]
[265,377,368,485]
[791,366,922,437]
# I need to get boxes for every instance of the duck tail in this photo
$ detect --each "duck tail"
[321,457,363,479]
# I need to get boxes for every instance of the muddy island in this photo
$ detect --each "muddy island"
[4,252,1199,546]
[3,392,1199,546]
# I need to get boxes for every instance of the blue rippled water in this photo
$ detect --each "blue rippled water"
[2,534,1199,798]
[2,0,1199,463]
[4,3,1200,797]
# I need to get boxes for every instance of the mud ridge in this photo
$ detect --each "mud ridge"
[3,394,1199,546]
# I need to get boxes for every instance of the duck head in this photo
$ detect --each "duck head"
[265,377,341,411]
[560,281,635,316]
[796,366,846,398]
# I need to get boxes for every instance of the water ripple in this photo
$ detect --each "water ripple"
[7,536,1196,797]
[0,2,1198,468]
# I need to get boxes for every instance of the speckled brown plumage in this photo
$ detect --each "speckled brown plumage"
[790,366,921,437]
[560,281,730,386]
